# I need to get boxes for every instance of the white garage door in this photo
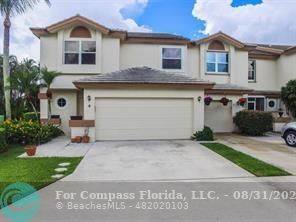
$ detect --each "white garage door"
[95,98,193,140]
[205,102,234,133]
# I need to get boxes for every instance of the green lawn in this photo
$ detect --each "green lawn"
[0,145,82,192]
[202,143,291,177]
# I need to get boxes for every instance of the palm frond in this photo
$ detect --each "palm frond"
[40,66,61,88]
[0,0,51,16]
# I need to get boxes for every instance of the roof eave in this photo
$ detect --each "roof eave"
[191,32,246,49]
[73,81,215,90]
[206,88,254,95]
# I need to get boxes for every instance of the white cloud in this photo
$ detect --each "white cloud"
[0,0,151,61]
[192,0,296,44]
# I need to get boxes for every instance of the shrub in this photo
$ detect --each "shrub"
[23,112,40,121]
[233,110,273,136]
[2,120,64,145]
[0,128,7,153]
[281,80,296,118]
[192,126,214,141]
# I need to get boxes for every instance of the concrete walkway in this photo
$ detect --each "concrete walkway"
[216,133,296,175]
[65,140,253,181]
[18,136,91,158]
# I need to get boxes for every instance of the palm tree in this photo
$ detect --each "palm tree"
[40,67,61,119]
[0,0,51,119]
[10,58,40,118]
[0,54,17,115]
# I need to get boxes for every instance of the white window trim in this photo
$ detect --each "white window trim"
[206,50,229,75]
[64,40,96,65]
[160,46,185,73]
[247,96,266,111]
[55,96,68,110]
[248,59,256,82]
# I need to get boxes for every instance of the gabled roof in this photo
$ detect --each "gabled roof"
[127,32,189,41]
[31,15,296,55]
[30,14,126,39]
[283,46,296,55]
[73,67,214,89]
[30,15,189,44]
[191,31,246,49]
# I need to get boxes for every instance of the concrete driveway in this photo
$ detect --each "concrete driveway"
[217,133,296,175]
[65,140,253,181]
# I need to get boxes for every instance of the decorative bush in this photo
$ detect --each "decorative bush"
[192,126,214,141]
[237,98,247,106]
[0,128,7,153]
[220,97,230,106]
[204,96,213,106]
[233,110,273,136]
[2,120,64,145]
[23,112,40,121]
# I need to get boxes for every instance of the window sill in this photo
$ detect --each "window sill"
[205,72,230,76]
[161,68,185,73]
[63,64,97,66]
[248,80,257,83]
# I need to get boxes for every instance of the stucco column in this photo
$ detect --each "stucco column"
[83,89,96,142]
[193,92,205,132]
[39,88,48,119]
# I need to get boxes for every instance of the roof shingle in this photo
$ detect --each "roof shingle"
[74,67,213,85]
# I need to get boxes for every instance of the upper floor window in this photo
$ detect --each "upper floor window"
[64,41,96,65]
[248,60,256,82]
[206,52,229,74]
[162,47,182,70]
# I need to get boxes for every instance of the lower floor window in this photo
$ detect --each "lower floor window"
[57,97,67,109]
[248,97,265,111]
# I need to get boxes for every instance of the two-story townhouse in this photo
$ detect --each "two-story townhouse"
[31,15,296,142]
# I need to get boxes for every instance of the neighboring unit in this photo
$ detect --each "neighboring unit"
[31,15,295,141]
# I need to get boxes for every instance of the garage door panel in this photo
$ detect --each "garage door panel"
[97,108,192,119]
[97,118,192,129]
[95,98,193,140]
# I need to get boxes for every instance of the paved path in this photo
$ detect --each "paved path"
[216,133,296,175]
[65,140,253,181]
[18,136,91,158]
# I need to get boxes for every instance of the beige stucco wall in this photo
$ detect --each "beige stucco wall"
[102,37,120,73]
[204,94,246,132]
[40,35,58,70]
[187,47,200,78]
[277,53,296,87]
[120,44,188,74]
[248,59,278,91]
[232,50,248,87]
[51,90,78,135]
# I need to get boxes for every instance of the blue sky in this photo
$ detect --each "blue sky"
[122,0,263,39]
[1,0,296,60]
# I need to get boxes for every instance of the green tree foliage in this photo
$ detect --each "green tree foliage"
[10,58,40,118]
[0,56,40,118]
[0,55,18,115]
[0,0,51,119]
[281,80,296,118]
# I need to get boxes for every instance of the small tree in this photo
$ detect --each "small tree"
[281,80,296,118]
[40,67,61,119]
[0,0,51,119]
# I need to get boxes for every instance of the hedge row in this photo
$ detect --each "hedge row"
[233,110,273,136]
[2,120,64,145]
